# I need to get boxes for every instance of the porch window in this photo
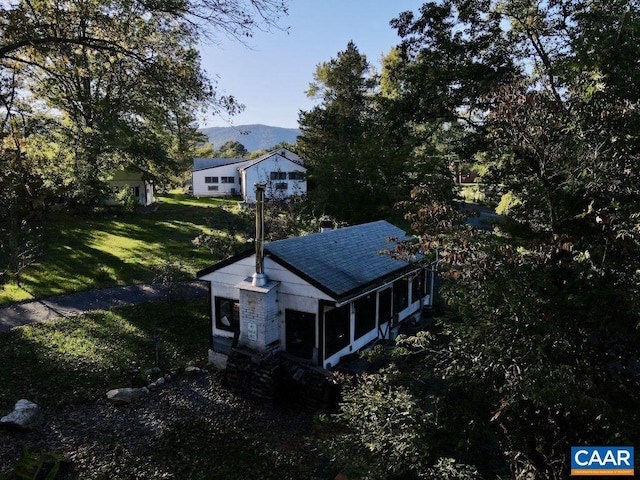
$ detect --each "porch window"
[215,297,240,332]
[285,310,315,360]
[325,304,350,358]
[393,277,409,313]
[221,176,235,183]
[354,293,376,339]
[378,287,392,325]
[208,185,219,191]
[205,176,218,184]
[275,182,288,190]
[288,171,305,180]
[411,270,424,303]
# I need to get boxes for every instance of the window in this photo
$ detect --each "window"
[215,297,240,332]
[411,271,422,304]
[208,185,219,191]
[275,182,288,190]
[325,304,350,358]
[204,176,218,184]
[221,176,235,183]
[378,287,392,325]
[270,171,287,180]
[355,294,376,339]
[286,310,316,360]
[411,268,430,302]
[288,171,305,180]
[393,277,409,313]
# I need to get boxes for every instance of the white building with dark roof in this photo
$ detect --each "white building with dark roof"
[197,192,435,370]
[191,148,306,201]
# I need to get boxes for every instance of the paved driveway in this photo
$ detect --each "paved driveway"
[0,282,208,332]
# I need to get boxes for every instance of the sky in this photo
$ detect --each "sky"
[198,0,424,129]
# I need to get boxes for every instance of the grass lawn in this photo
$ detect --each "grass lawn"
[0,298,212,410]
[0,193,238,307]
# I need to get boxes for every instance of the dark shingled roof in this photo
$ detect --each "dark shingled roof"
[196,220,419,302]
[264,220,416,301]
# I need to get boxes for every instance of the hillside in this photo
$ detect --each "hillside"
[200,124,301,152]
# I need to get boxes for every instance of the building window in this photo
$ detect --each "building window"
[204,176,218,184]
[411,268,431,302]
[285,310,316,360]
[325,304,350,358]
[208,185,219,191]
[393,277,409,313]
[354,293,376,340]
[215,297,240,333]
[378,287,392,325]
[221,176,235,183]
[270,171,287,180]
[275,182,288,190]
[288,171,305,180]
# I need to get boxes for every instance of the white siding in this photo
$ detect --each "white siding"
[192,161,249,197]
[199,255,334,341]
[241,155,306,202]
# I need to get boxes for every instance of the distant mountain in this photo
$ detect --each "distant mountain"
[200,124,301,153]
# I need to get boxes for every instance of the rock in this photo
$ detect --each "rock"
[155,377,165,387]
[144,367,161,376]
[106,387,149,405]
[184,366,201,377]
[0,399,44,429]
[163,374,172,382]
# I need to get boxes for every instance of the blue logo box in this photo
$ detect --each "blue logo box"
[571,447,634,476]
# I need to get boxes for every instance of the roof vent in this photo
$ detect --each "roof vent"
[320,220,333,232]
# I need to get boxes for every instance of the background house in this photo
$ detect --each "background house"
[191,148,306,201]
[105,166,154,206]
[197,205,435,370]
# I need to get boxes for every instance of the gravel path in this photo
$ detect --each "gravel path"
[0,282,209,332]
[0,372,314,479]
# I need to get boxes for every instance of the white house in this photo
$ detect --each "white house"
[197,186,435,370]
[191,148,306,202]
[105,166,154,206]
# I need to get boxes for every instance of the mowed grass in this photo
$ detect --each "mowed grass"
[0,298,210,411]
[0,193,238,306]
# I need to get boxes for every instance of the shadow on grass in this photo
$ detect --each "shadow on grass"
[0,299,210,411]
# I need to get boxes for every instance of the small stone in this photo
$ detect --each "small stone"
[0,399,44,430]
[144,367,161,376]
[106,387,149,405]
[163,374,172,382]
[147,383,157,390]
[155,377,165,386]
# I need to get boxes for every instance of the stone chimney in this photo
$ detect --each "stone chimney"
[235,183,280,353]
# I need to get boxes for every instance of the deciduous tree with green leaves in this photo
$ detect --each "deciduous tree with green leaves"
[329,1,640,478]
[0,0,288,279]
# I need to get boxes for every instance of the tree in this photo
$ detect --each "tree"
[299,42,411,223]
[215,141,248,158]
[0,0,289,279]
[328,1,640,478]
[399,1,640,476]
